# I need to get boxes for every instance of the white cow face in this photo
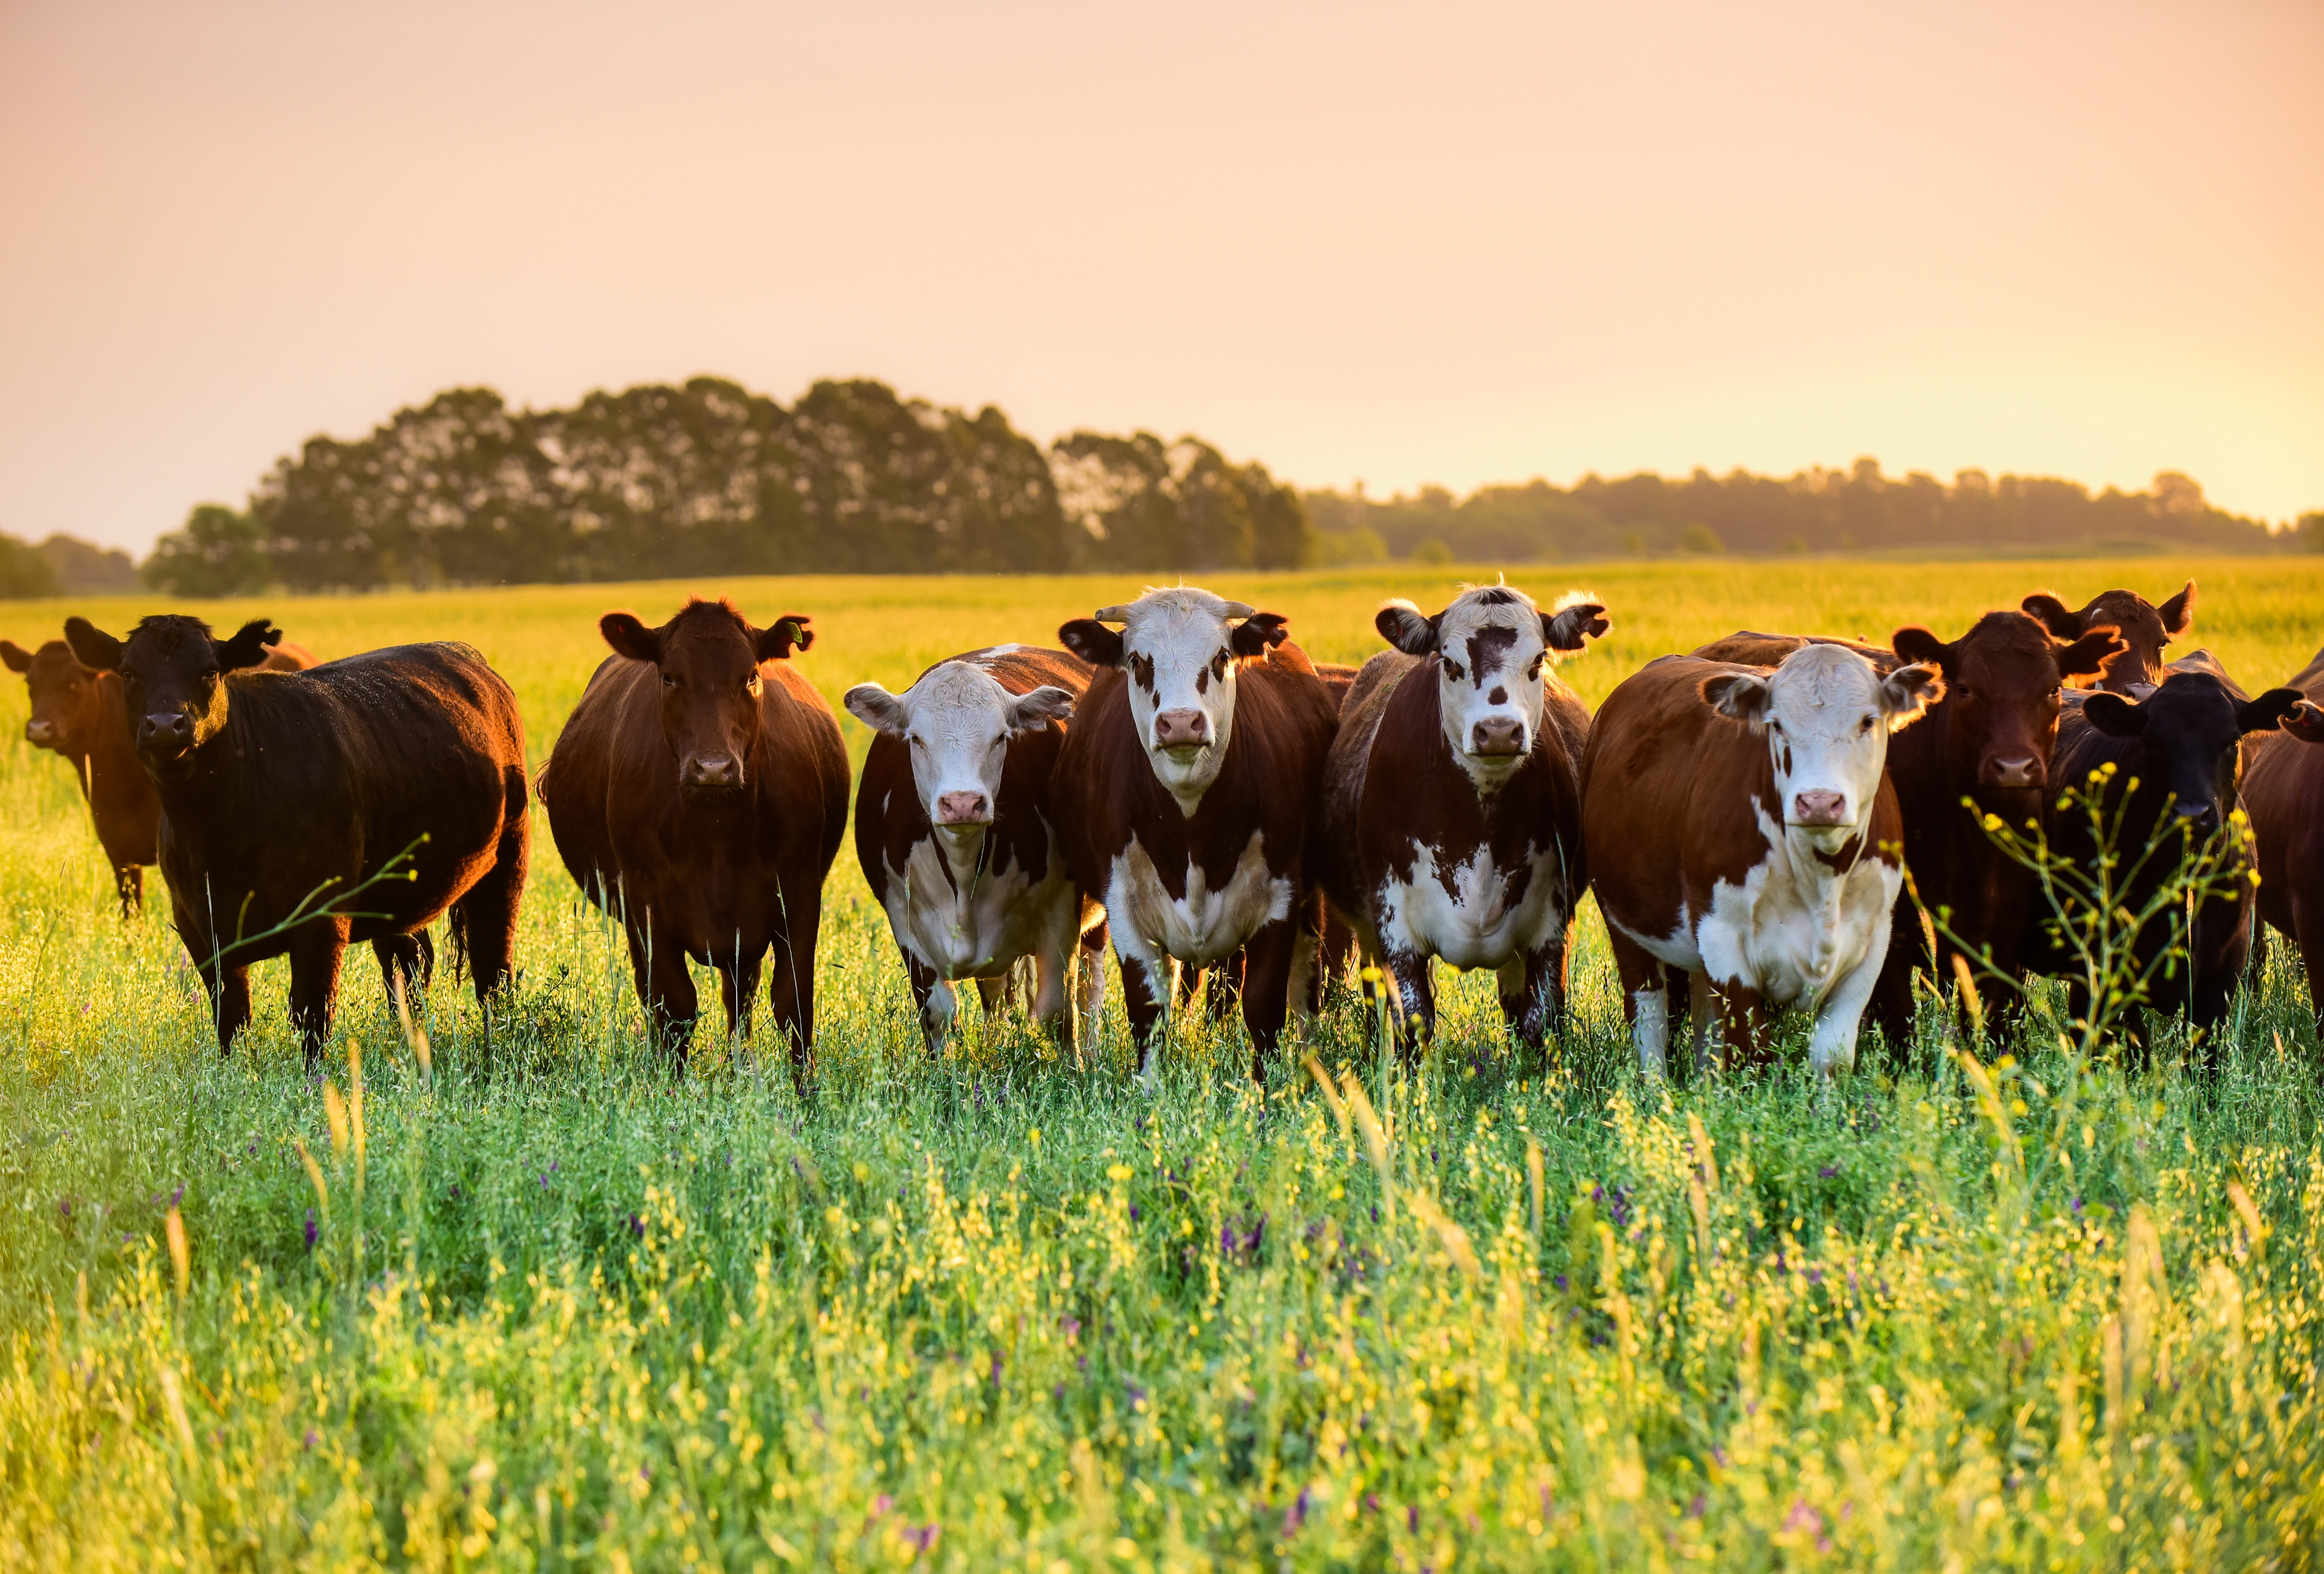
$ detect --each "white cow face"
[1378,586,1608,789]
[1060,587,1288,814]
[845,661,1075,843]
[1701,645,1943,847]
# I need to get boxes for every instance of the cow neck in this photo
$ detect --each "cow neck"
[927,818,997,897]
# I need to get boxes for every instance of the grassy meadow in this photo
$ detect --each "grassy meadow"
[1,558,2322,1570]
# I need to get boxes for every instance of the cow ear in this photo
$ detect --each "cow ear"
[64,617,125,673]
[2236,687,2306,736]
[2159,580,2196,639]
[213,618,280,673]
[0,640,31,673]
[842,683,908,735]
[600,611,661,663]
[1059,619,1124,668]
[1880,661,1946,729]
[1230,611,1290,659]
[2056,626,2126,681]
[1543,601,1609,653]
[757,614,812,661]
[2282,700,2324,744]
[1699,670,1772,728]
[2081,692,2146,737]
[1376,601,1437,656]
[1890,626,1954,675]
[2020,593,2081,640]
[1007,684,1077,734]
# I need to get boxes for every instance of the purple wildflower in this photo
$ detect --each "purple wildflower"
[1818,1165,1839,1179]
[304,1210,318,1252]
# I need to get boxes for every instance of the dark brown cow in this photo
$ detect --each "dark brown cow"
[2022,581,2194,693]
[1318,585,1607,1050]
[1693,612,2121,1033]
[4,634,316,915]
[1584,646,1942,1077]
[844,645,1107,1055]
[62,615,528,1067]
[2237,643,2324,1032]
[1054,587,1341,1080]
[542,599,847,1079]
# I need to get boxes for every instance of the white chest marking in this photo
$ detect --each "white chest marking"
[1106,829,1290,967]
[1379,840,1567,970]
[884,831,1074,978]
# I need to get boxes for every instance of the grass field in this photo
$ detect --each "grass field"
[1,558,2320,1570]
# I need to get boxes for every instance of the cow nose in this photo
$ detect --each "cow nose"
[935,791,991,825]
[1153,708,1208,748]
[684,753,741,790]
[24,719,53,744]
[1988,756,2043,789]
[1793,789,1848,826]
[2174,802,2219,834]
[138,713,191,751]
[1471,716,1525,756]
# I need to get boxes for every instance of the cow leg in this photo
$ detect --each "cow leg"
[1703,980,1770,1075]
[456,766,531,1003]
[115,864,143,920]
[1204,950,1245,1024]
[628,923,699,1061]
[906,955,957,1057]
[1496,936,1564,1052]
[1313,907,1357,1015]
[2294,893,2324,1042]
[1607,928,1669,1077]
[718,944,764,1043]
[1809,947,1886,1078]
[1029,917,1074,1051]
[1239,918,1299,1082]
[765,877,822,1091]
[1117,952,1170,1079]
[372,933,431,1007]
[1382,946,1436,1064]
[197,955,254,1055]
[1072,920,1109,1050]
[286,920,351,1072]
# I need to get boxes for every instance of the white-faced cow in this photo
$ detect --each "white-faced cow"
[1053,588,1341,1079]
[845,646,1109,1055]
[1583,645,1943,1077]
[1318,585,1609,1050]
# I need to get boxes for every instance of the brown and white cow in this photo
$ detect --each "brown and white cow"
[845,645,1109,1055]
[1583,645,1943,1077]
[1318,585,1607,1050]
[2022,582,2194,694]
[1054,587,1341,1079]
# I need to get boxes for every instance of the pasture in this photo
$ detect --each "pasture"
[1,558,2321,1570]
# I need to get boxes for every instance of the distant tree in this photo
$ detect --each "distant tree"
[1051,432,1307,571]
[143,505,270,597]
[36,535,138,593]
[0,532,62,598]
[1678,524,1724,555]
[2301,512,2324,553]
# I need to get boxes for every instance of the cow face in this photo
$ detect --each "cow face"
[2,639,107,755]
[1892,611,2124,796]
[1377,586,1607,789]
[845,661,1074,840]
[1701,645,1943,843]
[600,599,810,797]
[2078,674,2303,836]
[2023,582,2193,693]
[64,614,279,775]
[1060,587,1284,811]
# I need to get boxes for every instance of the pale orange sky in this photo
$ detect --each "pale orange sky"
[2,0,2319,556]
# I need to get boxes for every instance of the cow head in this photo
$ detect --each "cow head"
[3,637,109,756]
[1890,610,2124,799]
[844,660,1074,844]
[1375,585,1608,790]
[1700,644,1943,845]
[64,614,280,776]
[599,599,810,797]
[1059,587,1283,814]
[2022,581,2193,693]
[2078,673,2303,837]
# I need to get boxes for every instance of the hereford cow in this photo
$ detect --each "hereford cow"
[1694,613,2122,1033]
[2021,582,2194,693]
[62,616,528,1066]
[4,633,317,915]
[1319,585,1608,1051]
[2025,666,2305,1059]
[1054,588,1340,1079]
[1583,646,1943,1077]
[542,599,847,1080]
[2242,644,2324,1030]
[845,645,1108,1055]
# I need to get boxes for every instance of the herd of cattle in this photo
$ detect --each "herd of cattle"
[7,578,2324,1084]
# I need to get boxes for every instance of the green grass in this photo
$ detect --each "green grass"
[1,559,2320,1570]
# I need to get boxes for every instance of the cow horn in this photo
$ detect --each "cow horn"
[1220,601,1256,620]
[1093,605,1134,624]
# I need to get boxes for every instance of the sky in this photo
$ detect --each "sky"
[1,0,2319,557]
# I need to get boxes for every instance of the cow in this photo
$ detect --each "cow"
[2025,665,2305,1061]
[844,645,1109,1056]
[1693,613,2122,1035]
[1053,587,1341,1081]
[2021,581,2194,694]
[541,599,847,1081]
[4,633,317,915]
[2242,644,2324,1031]
[61,615,528,1067]
[1318,585,1608,1052]
[1583,645,1943,1078]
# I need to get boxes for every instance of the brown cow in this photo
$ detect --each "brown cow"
[62,616,528,1067]
[1319,585,1608,1051]
[1584,646,1942,1077]
[2239,642,2324,1032]
[1054,587,1341,1081]
[1693,613,2121,1034]
[541,599,848,1080]
[2021,582,2194,693]
[844,645,1107,1056]
[4,634,316,915]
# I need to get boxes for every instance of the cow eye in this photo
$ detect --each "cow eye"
[1859,716,1875,733]
[661,673,678,689]
[1443,660,1463,682]
[1528,657,1544,680]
